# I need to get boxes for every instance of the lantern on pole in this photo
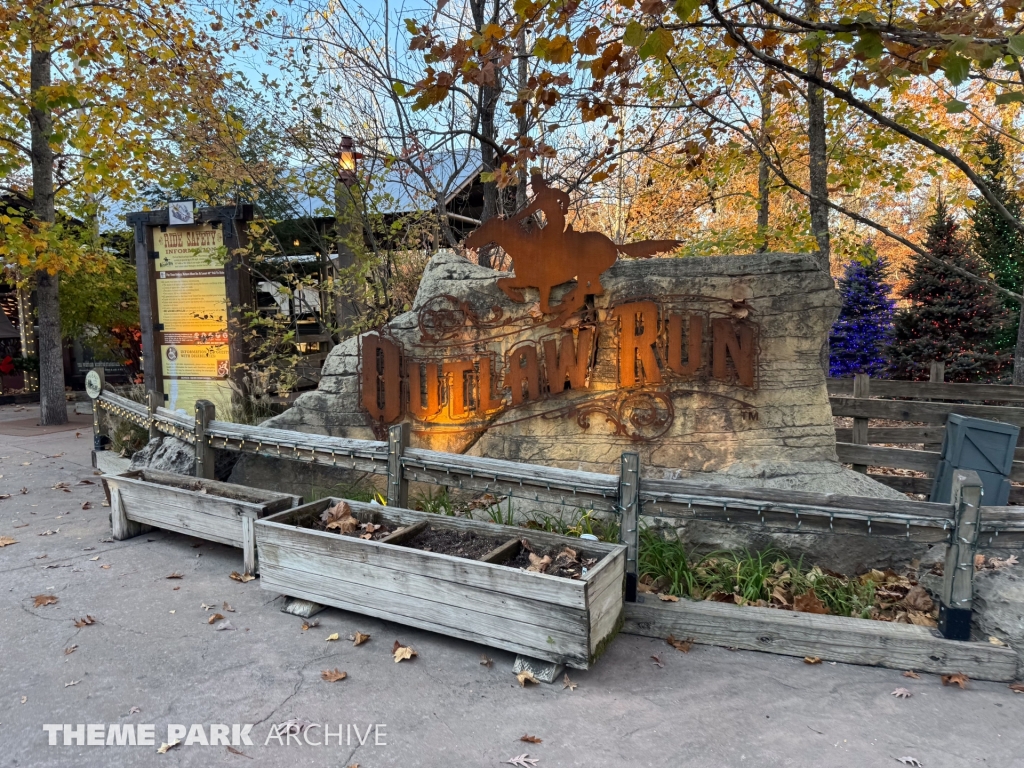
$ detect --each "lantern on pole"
[338,135,361,187]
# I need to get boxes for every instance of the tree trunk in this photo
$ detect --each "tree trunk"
[30,35,66,425]
[515,28,529,212]
[1014,301,1024,385]
[470,0,501,267]
[756,71,772,253]
[805,0,830,273]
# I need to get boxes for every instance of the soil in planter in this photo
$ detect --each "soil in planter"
[502,540,597,580]
[402,528,501,560]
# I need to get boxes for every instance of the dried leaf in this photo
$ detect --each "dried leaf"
[516,670,539,687]
[33,594,58,607]
[128,706,141,714]
[903,585,933,612]
[989,636,1007,647]
[903,671,920,679]
[214,621,236,631]
[519,734,542,743]
[896,758,922,767]
[480,655,493,667]
[64,645,77,655]
[277,719,314,736]
[974,553,987,570]
[657,594,679,602]
[73,615,96,627]
[505,754,539,767]
[941,672,969,689]
[0,536,17,547]
[77,479,94,485]
[89,556,99,561]
[208,613,225,624]
[1009,683,1024,694]
[100,565,111,570]
[527,553,552,573]
[650,654,664,668]
[793,591,830,615]
[64,680,80,687]
[226,745,252,758]
[166,572,183,579]
[907,611,937,628]
[229,571,254,583]
[666,634,693,653]
[81,502,91,510]
[157,740,180,754]
[39,529,58,536]
[326,633,340,642]
[301,619,320,631]
[322,500,358,534]
[891,687,912,698]
[393,640,417,662]
[353,631,370,646]
[321,668,348,682]
[804,656,822,665]
[222,602,235,612]
[562,673,577,691]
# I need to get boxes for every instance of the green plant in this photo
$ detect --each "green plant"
[794,567,877,618]
[638,528,700,597]
[485,499,516,526]
[521,508,620,542]
[110,419,148,458]
[413,486,457,516]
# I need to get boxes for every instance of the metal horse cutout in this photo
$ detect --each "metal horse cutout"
[465,174,681,326]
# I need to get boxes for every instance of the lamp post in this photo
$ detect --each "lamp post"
[334,135,362,333]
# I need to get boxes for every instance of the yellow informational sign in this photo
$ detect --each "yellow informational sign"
[153,224,224,272]
[161,343,230,379]
[155,277,227,333]
[163,378,233,415]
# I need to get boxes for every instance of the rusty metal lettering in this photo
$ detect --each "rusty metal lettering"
[442,359,476,416]
[406,361,442,420]
[543,327,595,395]
[476,356,505,413]
[666,312,704,377]
[360,334,401,422]
[504,344,541,405]
[712,318,755,388]
[612,302,663,388]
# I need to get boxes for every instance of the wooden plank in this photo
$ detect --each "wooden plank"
[863,474,933,495]
[387,423,410,508]
[379,520,429,546]
[834,426,947,444]
[835,443,940,474]
[135,469,296,506]
[108,487,148,540]
[828,378,1024,403]
[479,537,521,564]
[618,452,640,601]
[586,549,625,656]
[939,471,983,640]
[851,374,870,474]
[622,599,1018,682]
[194,400,216,480]
[830,396,1024,426]
[241,516,257,576]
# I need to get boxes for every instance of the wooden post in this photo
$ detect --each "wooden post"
[851,373,870,474]
[618,452,641,603]
[146,390,161,440]
[930,361,946,383]
[87,368,107,451]
[938,469,982,640]
[110,487,146,540]
[194,400,216,480]
[240,515,257,577]
[387,422,409,508]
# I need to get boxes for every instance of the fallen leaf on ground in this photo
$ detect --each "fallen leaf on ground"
[896,758,922,767]
[321,668,347,682]
[650,655,664,668]
[794,591,830,615]
[222,602,235,612]
[891,687,912,698]
[214,620,236,631]
[301,619,320,631]
[227,745,252,758]
[666,635,693,653]
[33,594,58,607]
[322,500,358,533]
[942,673,969,689]
[658,594,679,602]
[562,673,577,691]
[353,631,370,646]
[505,754,539,767]
[229,571,254,583]
[100,565,111,570]
[277,719,314,736]
[520,735,542,743]
[77,479,94,485]
[166,572,183,579]
[64,680,80,688]
[902,585,933,612]
[73,616,96,627]
[804,657,822,665]
[393,640,417,662]
[64,645,77,655]
[157,740,180,754]
[20,487,27,494]
[89,556,99,561]
[208,613,225,624]
[20,696,26,704]
[39,529,58,536]
[989,636,1007,646]
[0,536,18,547]
[81,502,91,510]
[480,655,493,667]
[326,633,339,642]
[1009,683,1024,693]
[128,706,141,714]
[903,671,920,679]
[527,553,552,573]
[516,670,539,687]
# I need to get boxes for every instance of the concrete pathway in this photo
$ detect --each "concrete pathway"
[0,403,1021,768]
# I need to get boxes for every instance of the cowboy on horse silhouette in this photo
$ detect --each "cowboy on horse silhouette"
[465,171,681,327]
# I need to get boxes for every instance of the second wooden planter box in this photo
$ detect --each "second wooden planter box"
[255,498,626,668]
[102,469,301,575]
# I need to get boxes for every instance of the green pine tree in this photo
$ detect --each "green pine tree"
[971,133,1024,353]
[889,199,1012,382]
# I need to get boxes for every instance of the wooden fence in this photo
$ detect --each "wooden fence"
[829,364,1024,502]
[91,381,1024,676]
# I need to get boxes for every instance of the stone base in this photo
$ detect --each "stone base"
[280,598,326,619]
[513,654,564,684]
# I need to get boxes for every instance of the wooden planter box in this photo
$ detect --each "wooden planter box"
[102,469,301,576]
[254,498,626,668]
